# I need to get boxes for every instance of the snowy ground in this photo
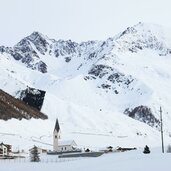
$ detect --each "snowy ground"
[0,148,170,171]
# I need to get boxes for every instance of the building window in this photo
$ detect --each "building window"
[55,135,57,138]
[4,148,7,154]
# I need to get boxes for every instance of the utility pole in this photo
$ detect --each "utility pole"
[160,106,164,153]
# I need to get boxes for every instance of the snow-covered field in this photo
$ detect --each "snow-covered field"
[0,116,169,151]
[0,149,170,171]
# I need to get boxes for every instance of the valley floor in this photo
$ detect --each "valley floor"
[0,148,170,171]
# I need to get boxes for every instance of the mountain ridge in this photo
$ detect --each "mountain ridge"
[0,22,171,148]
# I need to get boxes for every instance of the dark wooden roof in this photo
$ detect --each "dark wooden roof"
[0,89,48,120]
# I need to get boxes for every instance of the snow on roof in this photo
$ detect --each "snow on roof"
[58,140,76,146]
[0,143,7,148]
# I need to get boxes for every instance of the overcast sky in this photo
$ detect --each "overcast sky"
[0,0,171,46]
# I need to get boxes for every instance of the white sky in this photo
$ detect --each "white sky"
[0,0,171,46]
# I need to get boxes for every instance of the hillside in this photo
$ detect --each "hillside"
[0,22,171,149]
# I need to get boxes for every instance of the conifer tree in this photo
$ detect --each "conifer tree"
[143,145,150,154]
[30,145,40,162]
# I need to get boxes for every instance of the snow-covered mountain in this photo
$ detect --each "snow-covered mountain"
[0,22,171,149]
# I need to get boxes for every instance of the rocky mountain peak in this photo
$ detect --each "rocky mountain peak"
[27,31,46,40]
[1,22,171,74]
[25,31,50,55]
[115,22,169,55]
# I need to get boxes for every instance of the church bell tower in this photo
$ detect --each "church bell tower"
[53,119,60,151]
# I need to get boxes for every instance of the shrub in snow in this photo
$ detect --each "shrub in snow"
[85,148,90,152]
[143,145,150,154]
[167,144,171,153]
[30,146,40,162]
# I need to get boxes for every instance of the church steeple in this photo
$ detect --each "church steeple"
[54,118,60,133]
[53,118,60,151]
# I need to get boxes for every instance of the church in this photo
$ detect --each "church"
[53,119,77,152]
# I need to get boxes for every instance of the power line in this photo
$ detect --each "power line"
[160,106,164,153]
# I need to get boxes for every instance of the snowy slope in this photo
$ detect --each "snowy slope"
[0,22,171,150]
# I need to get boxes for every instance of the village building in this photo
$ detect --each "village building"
[29,147,47,154]
[53,119,78,152]
[57,140,77,152]
[53,119,60,151]
[0,142,11,157]
[0,143,8,156]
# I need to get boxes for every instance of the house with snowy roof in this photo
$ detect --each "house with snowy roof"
[0,143,8,157]
[57,140,77,152]
[53,119,78,152]
[0,142,11,157]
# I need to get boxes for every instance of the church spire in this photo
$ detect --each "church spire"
[54,118,60,133]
